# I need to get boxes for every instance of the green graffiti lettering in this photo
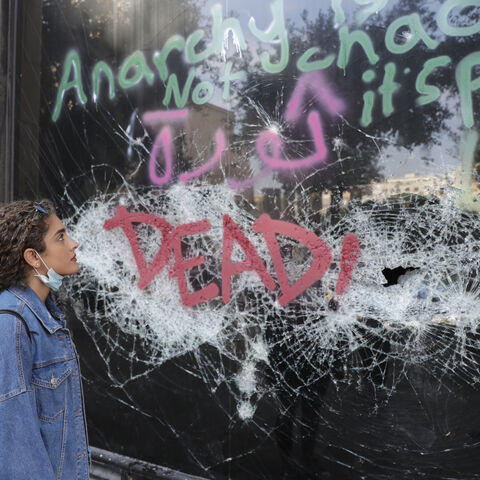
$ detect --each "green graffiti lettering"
[459,130,479,186]
[185,30,208,63]
[361,67,377,126]
[415,56,451,106]
[154,35,186,81]
[355,0,389,26]
[378,62,400,117]
[362,69,376,83]
[456,51,480,128]
[163,68,196,108]
[361,90,375,126]
[331,0,346,26]
[438,0,480,37]
[385,13,439,54]
[118,50,154,89]
[92,61,115,102]
[297,48,335,72]
[460,130,479,180]
[337,26,379,72]
[457,129,479,211]
[52,50,87,122]
[249,0,289,73]
[192,81,214,105]
[219,61,246,101]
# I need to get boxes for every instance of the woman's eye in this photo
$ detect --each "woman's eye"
[58,234,64,241]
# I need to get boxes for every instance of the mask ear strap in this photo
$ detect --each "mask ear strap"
[33,249,49,271]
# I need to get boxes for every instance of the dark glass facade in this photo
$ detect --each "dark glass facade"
[4,1,480,478]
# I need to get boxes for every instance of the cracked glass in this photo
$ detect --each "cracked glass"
[12,0,480,478]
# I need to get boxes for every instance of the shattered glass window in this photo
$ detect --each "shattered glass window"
[12,0,480,478]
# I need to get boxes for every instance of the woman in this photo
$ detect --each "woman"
[0,200,89,479]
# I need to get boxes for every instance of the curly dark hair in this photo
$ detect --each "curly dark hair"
[0,199,56,291]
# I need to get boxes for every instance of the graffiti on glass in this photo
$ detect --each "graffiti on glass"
[104,206,361,308]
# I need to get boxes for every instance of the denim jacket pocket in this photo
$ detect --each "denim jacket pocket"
[32,364,72,422]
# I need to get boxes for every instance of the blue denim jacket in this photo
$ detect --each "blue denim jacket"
[0,286,89,479]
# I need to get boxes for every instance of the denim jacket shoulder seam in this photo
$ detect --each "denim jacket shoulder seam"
[15,316,28,391]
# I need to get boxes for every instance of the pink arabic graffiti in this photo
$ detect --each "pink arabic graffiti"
[142,109,227,186]
[142,72,345,189]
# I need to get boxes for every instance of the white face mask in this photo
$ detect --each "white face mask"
[33,251,64,292]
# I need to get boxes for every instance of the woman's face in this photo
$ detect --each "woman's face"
[37,214,79,276]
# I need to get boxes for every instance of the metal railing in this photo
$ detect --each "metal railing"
[90,447,209,480]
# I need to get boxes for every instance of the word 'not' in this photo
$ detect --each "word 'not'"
[104,206,360,307]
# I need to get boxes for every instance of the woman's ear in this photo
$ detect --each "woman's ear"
[24,248,41,269]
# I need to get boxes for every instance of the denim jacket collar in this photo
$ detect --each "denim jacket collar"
[8,285,66,334]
